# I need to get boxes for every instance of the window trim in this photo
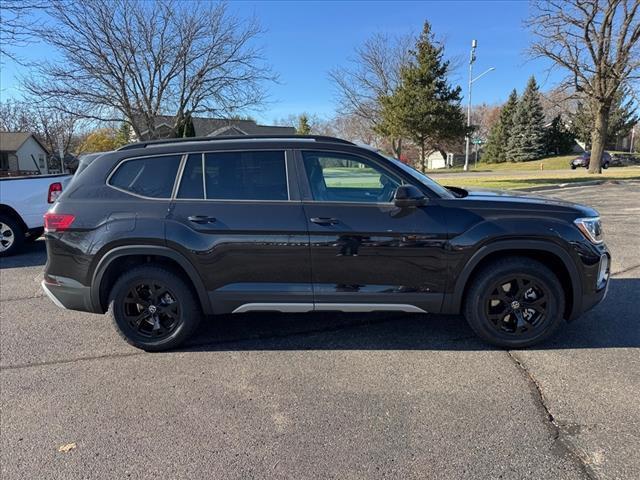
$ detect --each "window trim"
[296,149,406,205]
[106,152,186,200]
[172,148,293,203]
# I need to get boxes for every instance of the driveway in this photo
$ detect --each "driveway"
[1,182,638,479]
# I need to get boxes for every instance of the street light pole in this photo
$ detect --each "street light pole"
[464,40,476,172]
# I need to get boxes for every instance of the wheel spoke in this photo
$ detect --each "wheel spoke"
[122,280,180,339]
[132,311,151,327]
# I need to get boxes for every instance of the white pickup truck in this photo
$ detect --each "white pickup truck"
[0,173,73,256]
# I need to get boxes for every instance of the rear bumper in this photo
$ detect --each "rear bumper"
[41,275,95,313]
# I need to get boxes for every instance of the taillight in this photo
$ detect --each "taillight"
[44,213,75,232]
[48,182,63,203]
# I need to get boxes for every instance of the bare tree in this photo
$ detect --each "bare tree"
[24,0,275,139]
[0,0,49,63]
[528,0,640,173]
[329,32,414,157]
[0,98,80,157]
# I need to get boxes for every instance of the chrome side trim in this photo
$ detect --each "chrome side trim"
[314,303,427,313]
[232,303,314,313]
[231,302,427,314]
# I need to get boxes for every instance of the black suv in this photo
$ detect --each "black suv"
[43,136,610,351]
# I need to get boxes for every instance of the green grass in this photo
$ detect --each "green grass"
[481,155,577,171]
[436,168,640,190]
[427,155,578,173]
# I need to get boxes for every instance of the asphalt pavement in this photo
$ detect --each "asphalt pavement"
[1,182,638,479]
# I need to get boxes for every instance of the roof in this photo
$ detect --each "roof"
[138,115,296,137]
[0,131,49,153]
[118,135,354,151]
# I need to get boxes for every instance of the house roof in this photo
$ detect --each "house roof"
[138,116,296,137]
[0,131,49,153]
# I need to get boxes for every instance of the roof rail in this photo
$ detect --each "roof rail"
[117,135,355,151]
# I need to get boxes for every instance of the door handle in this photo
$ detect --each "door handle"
[188,215,216,224]
[310,217,339,226]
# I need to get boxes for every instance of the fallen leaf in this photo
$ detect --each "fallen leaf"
[58,442,77,453]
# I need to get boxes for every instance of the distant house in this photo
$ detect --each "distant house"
[134,116,296,141]
[424,151,466,169]
[0,132,51,176]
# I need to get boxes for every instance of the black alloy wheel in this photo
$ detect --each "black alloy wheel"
[109,265,201,351]
[485,275,549,335]
[123,281,181,339]
[464,257,565,348]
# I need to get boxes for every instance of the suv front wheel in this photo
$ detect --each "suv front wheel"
[108,265,201,351]
[464,257,565,348]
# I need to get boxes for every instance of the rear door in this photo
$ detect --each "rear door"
[296,149,448,313]
[166,149,312,314]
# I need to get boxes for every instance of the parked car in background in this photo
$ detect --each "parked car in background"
[42,135,609,351]
[0,173,72,256]
[570,151,611,169]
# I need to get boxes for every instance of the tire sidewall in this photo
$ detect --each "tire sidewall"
[465,262,565,348]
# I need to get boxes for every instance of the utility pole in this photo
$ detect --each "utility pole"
[464,40,477,172]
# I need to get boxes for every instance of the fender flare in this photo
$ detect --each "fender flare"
[90,245,212,315]
[443,239,582,318]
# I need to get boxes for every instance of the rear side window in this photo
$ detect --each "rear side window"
[177,154,204,199]
[177,150,288,201]
[109,155,181,198]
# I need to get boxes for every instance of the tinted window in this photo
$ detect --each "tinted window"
[204,151,287,200]
[177,154,204,199]
[110,155,181,198]
[302,151,400,203]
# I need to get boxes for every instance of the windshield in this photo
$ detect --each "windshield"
[386,156,455,199]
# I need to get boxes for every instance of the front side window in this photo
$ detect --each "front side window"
[177,150,288,201]
[109,155,181,198]
[302,151,401,203]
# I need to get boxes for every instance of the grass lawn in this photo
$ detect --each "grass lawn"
[433,167,640,190]
[428,155,577,173]
[481,155,577,171]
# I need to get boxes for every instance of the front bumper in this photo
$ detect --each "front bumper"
[575,251,610,318]
[41,274,95,313]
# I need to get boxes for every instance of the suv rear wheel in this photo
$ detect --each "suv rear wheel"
[464,257,565,348]
[108,265,201,351]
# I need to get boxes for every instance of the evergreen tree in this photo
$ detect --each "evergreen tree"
[482,89,518,163]
[507,77,545,162]
[570,89,638,148]
[114,122,131,147]
[297,114,312,135]
[378,21,467,170]
[543,115,575,155]
[175,112,196,138]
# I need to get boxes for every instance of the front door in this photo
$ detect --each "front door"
[166,149,312,314]
[297,149,448,313]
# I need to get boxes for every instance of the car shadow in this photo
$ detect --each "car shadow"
[182,278,639,352]
[0,239,47,269]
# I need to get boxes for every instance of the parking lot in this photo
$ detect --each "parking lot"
[1,182,638,479]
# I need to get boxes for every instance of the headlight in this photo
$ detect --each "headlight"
[574,217,604,244]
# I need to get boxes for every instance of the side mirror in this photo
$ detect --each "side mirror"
[393,185,427,208]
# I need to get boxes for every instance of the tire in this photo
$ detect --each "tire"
[108,265,201,351]
[464,257,565,348]
[570,165,577,170]
[0,214,25,257]
[602,162,609,170]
